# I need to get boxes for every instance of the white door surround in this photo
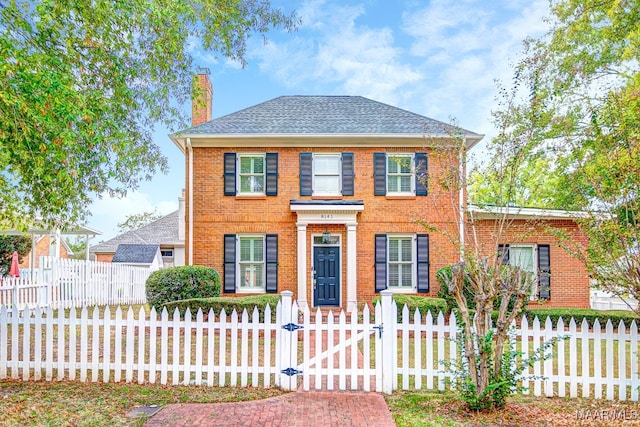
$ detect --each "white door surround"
[290,200,364,312]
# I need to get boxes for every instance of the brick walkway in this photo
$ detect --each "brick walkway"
[143,391,396,426]
[145,312,395,426]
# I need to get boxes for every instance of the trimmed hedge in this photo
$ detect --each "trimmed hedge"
[145,266,220,311]
[372,294,448,321]
[163,294,281,321]
[522,307,639,328]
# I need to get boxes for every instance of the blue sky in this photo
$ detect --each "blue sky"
[88,0,551,242]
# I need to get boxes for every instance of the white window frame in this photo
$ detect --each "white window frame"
[237,154,266,195]
[387,234,416,292]
[312,154,342,196]
[386,154,414,195]
[507,243,538,300]
[237,235,266,293]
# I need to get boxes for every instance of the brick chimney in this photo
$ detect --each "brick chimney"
[192,67,213,127]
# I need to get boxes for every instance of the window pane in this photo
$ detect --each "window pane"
[509,246,534,272]
[315,156,340,174]
[314,176,340,193]
[400,265,412,287]
[400,176,411,192]
[401,239,412,261]
[388,156,411,173]
[389,264,399,287]
[389,239,399,262]
[239,238,263,261]
[240,264,264,288]
[240,176,264,193]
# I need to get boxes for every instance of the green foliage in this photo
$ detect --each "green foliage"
[447,328,562,411]
[436,266,526,314]
[372,294,448,320]
[163,294,280,322]
[522,307,639,328]
[0,1,298,229]
[145,266,220,311]
[0,235,31,276]
[471,0,640,312]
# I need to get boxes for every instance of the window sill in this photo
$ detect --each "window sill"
[311,195,343,200]
[386,288,416,294]
[385,195,416,200]
[236,289,266,294]
[235,194,267,200]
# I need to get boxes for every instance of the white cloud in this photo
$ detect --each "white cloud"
[88,191,178,242]
[250,0,423,105]
[400,0,550,139]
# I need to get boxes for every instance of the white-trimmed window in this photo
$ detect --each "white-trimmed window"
[238,154,265,195]
[388,236,415,290]
[375,234,430,293]
[499,243,551,300]
[238,236,265,291]
[313,154,341,196]
[387,154,414,195]
[224,234,278,294]
[299,152,354,197]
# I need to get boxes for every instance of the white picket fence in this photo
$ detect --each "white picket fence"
[0,256,150,309]
[0,291,638,400]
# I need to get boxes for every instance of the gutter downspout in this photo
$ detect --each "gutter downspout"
[459,138,466,262]
[187,138,194,265]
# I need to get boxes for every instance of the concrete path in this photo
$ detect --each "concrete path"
[143,391,396,426]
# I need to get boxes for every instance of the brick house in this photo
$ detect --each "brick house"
[170,72,590,311]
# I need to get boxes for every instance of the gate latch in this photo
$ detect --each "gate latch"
[372,324,383,339]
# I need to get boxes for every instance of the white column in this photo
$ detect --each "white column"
[296,222,308,310]
[346,222,358,313]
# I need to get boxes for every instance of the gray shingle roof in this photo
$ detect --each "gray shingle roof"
[180,96,480,136]
[90,211,180,254]
[112,244,160,264]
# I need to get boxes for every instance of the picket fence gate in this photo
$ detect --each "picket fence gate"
[0,290,638,400]
[0,256,150,309]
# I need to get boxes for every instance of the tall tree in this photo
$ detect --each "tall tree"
[472,0,640,313]
[0,0,298,229]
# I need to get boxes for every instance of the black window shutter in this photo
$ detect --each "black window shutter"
[538,244,551,299]
[224,234,237,293]
[497,244,510,265]
[374,153,386,195]
[224,153,236,196]
[415,153,428,196]
[341,152,354,196]
[416,234,430,292]
[300,152,313,196]
[266,153,278,196]
[375,234,387,292]
[265,234,278,293]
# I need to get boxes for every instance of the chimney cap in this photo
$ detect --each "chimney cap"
[196,67,211,75]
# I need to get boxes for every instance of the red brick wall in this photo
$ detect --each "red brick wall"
[472,219,590,309]
[19,235,72,268]
[95,253,114,263]
[187,146,461,306]
[185,146,590,309]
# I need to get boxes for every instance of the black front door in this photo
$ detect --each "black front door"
[313,246,340,306]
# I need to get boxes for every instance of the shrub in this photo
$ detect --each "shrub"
[145,265,220,311]
[372,294,448,321]
[522,307,639,328]
[163,294,281,321]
